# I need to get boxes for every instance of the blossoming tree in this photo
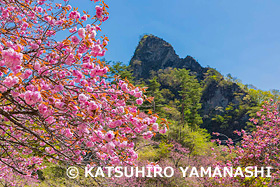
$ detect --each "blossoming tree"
[213,101,280,186]
[0,0,167,185]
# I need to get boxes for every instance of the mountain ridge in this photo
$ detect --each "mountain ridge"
[130,34,207,81]
[129,34,254,139]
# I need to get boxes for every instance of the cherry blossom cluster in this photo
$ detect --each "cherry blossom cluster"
[0,0,167,185]
[212,100,280,186]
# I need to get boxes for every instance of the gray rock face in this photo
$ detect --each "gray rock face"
[129,34,252,139]
[130,35,206,81]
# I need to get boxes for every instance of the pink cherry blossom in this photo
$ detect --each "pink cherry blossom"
[71,35,80,44]
[78,28,86,38]
[2,48,23,68]
[143,131,153,139]
[3,76,19,88]
[136,98,143,105]
[95,6,103,19]
[159,127,167,134]
[64,128,73,138]
[69,10,80,19]
[105,131,115,142]
[81,14,88,21]
[152,123,159,132]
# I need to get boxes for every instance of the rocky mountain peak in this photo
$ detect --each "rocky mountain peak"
[129,34,206,80]
[129,34,252,139]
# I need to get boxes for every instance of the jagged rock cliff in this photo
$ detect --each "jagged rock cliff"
[129,34,253,139]
[130,35,206,81]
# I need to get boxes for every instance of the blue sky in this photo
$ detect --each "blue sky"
[73,0,280,91]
